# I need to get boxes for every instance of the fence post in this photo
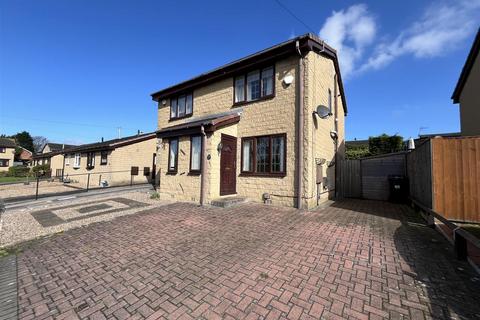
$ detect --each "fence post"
[35,177,40,200]
[454,229,468,260]
[86,173,90,192]
[426,212,435,228]
[130,174,133,187]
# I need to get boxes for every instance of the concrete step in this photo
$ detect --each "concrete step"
[211,196,247,208]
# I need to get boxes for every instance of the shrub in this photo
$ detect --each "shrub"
[346,145,371,159]
[150,191,160,200]
[7,166,30,177]
[31,164,51,177]
[368,134,404,156]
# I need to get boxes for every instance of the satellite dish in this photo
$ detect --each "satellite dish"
[315,105,332,119]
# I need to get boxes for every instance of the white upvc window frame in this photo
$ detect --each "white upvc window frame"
[74,153,81,168]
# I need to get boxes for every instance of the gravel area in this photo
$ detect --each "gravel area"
[0,190,171,248]
[0,180,84,199]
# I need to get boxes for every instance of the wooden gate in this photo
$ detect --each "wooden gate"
[338,160,361,198]
[339,152,407,201]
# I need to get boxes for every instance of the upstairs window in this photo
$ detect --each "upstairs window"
[328,89,332,113]
[170,93,193,120]
[0,148,5,153]
[234,77,245,103]
[247,71,261,101]
[234,66,275,104]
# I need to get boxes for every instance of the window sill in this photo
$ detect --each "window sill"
[166,170,177,175]
[232,94,275,107]
[239,172,286,178]
[188,171,201,176]
[169,113,193,122]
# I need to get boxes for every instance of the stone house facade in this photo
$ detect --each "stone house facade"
[452,28,480,136]
[61,133,157,188]
[0,138,16,172]
[152,34,347,209]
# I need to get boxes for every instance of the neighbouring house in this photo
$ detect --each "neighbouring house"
[16,146,33,165]
[61,133,157,187]
[151,33,347,209]
[452,28,480,136]
[0,138,16,172]
[31,143,76,173]
[41,142,77,154]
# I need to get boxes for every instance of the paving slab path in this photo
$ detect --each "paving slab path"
[8,200,480,319]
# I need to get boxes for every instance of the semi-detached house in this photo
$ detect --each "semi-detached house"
[152,33,347,209]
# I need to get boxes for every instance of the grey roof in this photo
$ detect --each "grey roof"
[44,143,77,152]
[452,28,480,103]
[0,138,16,148]
[66,132,156,153]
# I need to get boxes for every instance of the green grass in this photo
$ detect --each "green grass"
[0,176,29,183]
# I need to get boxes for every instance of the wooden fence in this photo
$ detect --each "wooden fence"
[407,140,432,208]
[431,137,480,223]
[338,153,407,201]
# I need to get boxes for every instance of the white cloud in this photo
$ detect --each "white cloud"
[360,0,480,73]
[319,1,480,78]
[319,4,376,78]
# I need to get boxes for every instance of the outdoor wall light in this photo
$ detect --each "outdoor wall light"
[217,142,223,153]
[283,74,294,85]
[330,131,338,140]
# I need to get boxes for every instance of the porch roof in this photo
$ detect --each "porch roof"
[157,112,241,138]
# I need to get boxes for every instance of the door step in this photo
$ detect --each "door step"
[211,196,247,208]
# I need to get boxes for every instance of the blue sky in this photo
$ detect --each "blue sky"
[1,0,479,144]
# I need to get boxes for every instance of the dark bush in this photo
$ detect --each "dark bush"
[31,164,51,177]
[368,134,404,155]
[7,166,30,177]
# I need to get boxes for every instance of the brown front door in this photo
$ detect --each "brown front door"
[220,134,237,196]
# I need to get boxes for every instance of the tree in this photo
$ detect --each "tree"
[33,136,49,153]
[13,131,34,153]
[368,134,404,155]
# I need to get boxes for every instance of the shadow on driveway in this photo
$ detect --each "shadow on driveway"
[331,200,480,319]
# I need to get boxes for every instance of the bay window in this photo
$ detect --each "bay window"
[234,66,275,104]
[241,134,286,176]
[190,135,202,173]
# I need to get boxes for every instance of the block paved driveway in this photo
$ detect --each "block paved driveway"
[16,200,480,320]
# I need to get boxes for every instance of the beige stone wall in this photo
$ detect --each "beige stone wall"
[42,145,52,153]
[50,154,65,177]
[0,147,15,172]
[156,53,346,209]
[459,56,480,136]
[157,56,298,206]
[110,138,156,185]
[303,52,346,209]
[157,136,202,202]
[62,138,156,188]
